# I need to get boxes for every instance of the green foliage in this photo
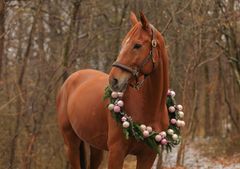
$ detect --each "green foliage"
[103,86,112,100]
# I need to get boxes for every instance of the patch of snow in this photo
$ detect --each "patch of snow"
[152,143,240,169]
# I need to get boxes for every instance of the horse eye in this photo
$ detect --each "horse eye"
[133,43,142,49]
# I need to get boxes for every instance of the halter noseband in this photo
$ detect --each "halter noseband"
[112,27,157,89]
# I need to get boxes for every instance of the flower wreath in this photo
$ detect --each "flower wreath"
[103,86,185,153]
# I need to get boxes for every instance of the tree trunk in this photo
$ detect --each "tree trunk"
[9,1,41,168]
[22,2,45,168]
[62,0,81,82]
[204,64,211,136]
[0,0,5,80]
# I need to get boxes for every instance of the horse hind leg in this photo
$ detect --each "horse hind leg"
[76,142,104,169]
[60,120,103,169]
[62,126,83,169]
[59,114,84,169]
[57,91,102,169]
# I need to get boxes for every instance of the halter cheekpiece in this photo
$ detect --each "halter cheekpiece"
[112,27,157,90]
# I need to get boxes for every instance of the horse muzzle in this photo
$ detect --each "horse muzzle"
[109,74,129,92]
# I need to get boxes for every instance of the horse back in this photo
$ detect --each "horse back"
[57,68,108,114]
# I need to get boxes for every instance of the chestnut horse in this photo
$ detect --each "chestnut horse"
[56,12,169,169]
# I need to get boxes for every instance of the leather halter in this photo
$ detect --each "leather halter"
[112,27,157,89]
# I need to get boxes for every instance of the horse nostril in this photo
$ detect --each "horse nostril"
[110,77,119,91]
[112,78,118,86]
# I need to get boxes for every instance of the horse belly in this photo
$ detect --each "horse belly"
[67,77,109,150]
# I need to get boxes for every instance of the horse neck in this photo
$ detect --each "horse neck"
[126,34,169,127]
[141,65,164,121]
[126,65,165,123]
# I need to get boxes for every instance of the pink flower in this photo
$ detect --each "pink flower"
[113,105,120,112]
[143,130,149,138]
[167,89,171,96]
[169,106,175,113]
[171,119,177,124]
[121,116,127,122]
[161,139,167,145]
[117,100,124,107]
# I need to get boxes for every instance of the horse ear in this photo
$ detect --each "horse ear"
[139,12,150,30]
[130,11,138,26]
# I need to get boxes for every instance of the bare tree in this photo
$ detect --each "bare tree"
[0,0,239,168]
[0,0,4,80]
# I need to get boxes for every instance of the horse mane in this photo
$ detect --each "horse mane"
[155,29,169,114]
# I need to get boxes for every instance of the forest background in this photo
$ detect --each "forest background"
[0,0,239,168]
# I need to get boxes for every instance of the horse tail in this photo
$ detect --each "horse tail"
[79,141,90,169]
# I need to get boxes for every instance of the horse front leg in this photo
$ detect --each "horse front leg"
[107,131,128,169]
[136,149,156,169]
[107,145,127,169]
[107,115,130,169]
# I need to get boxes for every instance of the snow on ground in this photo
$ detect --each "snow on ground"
[102,139,240,169]
[152,143,240,169]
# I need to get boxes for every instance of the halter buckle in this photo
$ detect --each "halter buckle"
[132,68,139,77]
[152,39,157,48]
[134,79,145,90]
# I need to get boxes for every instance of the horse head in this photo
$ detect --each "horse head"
[109,12,168,94]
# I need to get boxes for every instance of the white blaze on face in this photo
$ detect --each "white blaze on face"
[118,37,130,57]
[113,36,133,84]
[125,37,130,44]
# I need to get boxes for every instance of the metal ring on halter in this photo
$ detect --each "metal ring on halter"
[152,39,157,48]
